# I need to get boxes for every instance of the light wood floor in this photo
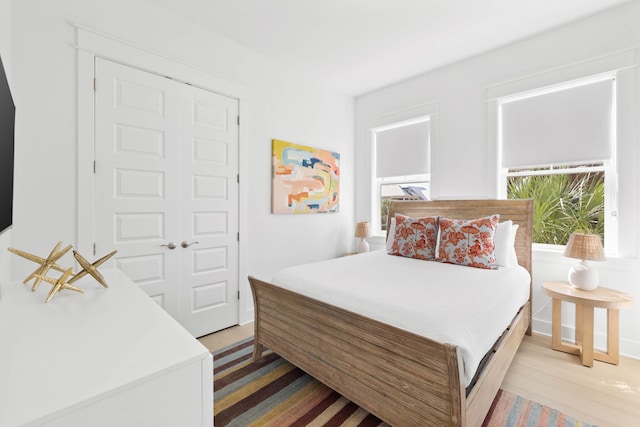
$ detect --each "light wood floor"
[200,325,640,427]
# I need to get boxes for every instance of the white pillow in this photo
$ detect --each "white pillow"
[508,224,519,266]
[494,220,519,267]
[385,217,396,252]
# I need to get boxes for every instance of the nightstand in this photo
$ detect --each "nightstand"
[542,281,633,367]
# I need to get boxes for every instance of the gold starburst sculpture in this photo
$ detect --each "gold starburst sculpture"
[37,268,84,303]
[8,241,72,291]
[7,242,118,303]
[69,250,117,288]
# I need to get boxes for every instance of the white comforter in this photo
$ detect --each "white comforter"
[271,250,530,386]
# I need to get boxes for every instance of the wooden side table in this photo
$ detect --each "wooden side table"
[543,281,633,367]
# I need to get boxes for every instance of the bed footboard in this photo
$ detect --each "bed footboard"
[249,276,467,426]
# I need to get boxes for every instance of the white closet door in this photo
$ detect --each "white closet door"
[94,58,239,336]
[178,83,239,337]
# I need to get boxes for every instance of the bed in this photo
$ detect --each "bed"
[248,199,533,426]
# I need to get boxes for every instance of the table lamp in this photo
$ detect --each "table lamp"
[563,232,606,290]
[355,221,372,253]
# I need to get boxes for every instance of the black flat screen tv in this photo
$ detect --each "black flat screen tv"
[0,55,14,234]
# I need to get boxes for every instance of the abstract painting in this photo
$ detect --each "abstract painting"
[272,139,340,214]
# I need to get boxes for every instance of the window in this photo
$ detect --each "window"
[498,74,616,249]
[372,118,430,234]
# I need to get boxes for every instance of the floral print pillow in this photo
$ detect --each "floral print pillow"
[391,214,439,260]
[437,215,500,269]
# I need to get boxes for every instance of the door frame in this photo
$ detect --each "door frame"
[75,24,251,325]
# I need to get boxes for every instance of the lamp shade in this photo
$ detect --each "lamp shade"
[354,222,372,239]
[563,233,606,261]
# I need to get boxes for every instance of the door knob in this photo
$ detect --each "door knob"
[181,241,199,248]
[161,242,177,250]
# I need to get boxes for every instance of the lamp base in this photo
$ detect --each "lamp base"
[568,260,599,290]
[356,238,369,254]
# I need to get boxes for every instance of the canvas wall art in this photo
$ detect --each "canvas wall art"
[272,139,340,214]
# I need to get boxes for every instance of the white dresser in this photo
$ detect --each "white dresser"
[0,268,213,427]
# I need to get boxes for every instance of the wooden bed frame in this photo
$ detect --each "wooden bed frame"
[249,199,533,426]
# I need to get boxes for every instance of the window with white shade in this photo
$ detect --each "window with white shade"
[372,117,430,234]
[498,73,616,249]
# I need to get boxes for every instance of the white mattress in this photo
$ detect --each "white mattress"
[271,250,530,386]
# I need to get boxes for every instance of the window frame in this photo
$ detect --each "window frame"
[371,116,431,237]
[496,74,619,253]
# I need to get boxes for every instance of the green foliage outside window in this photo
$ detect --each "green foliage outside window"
[381,198,391,230]
[507,172,605,246]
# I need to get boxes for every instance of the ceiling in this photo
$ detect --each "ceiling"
[146,0,630,96]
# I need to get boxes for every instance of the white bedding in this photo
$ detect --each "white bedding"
[271,250,530,386]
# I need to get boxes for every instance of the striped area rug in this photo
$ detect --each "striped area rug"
[214,337,597,427]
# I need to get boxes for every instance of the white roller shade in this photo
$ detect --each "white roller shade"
[375,121,429,178]
[501,78,613,168]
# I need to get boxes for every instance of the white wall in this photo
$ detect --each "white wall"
[10,0,354,323]
[356,2,640,358]
[0,0,9,83]
[0,0,12,285]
